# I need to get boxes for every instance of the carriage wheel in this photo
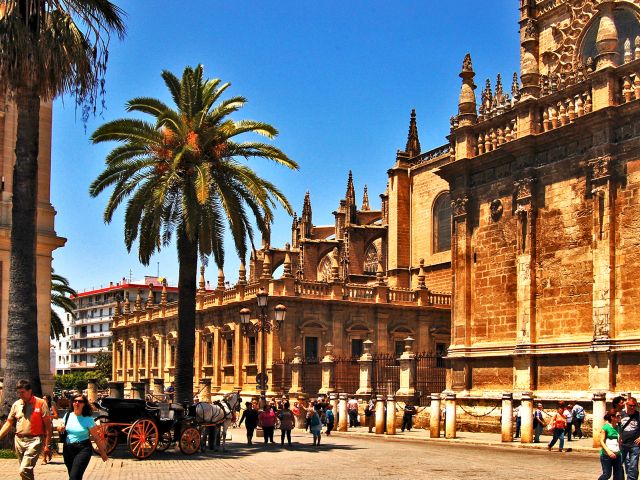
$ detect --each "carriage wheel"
[179,427,201,455]
[156,431,172,452]
[92,416,118,455]
[127,418,158,459]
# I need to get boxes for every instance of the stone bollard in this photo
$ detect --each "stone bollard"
[445,392,456,439]
[153,378,164,399]
[108,381,124,399]
[520,392,534,444]
[329,393,339,425]
[200,378,212,403]
[430,393,442,438]
[501,393,514,442]
[131,382,145,400]
[375,395,385,434]
[593,392,607,448]
[87,378,97,405]
[338,393,348,432]
[386,395,396,435]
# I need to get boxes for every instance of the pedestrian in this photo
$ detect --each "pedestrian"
[401,401,417,432]
[572,402,585,439]
[347,396,359,428]
[366,397,376,433]
[308,406,323,446]
[325,405,335,436]
[547,405,567,452]
[613,396,627,413]
[0,380,53,480]
[58,394,108,480]
[258,405,277,445]
[533,403,545,443]
[598,408,624,480]
[564,402,573,442]
[620,396,640,480]
[513,402,522,438]
[278,402,294,447]
[238,401,259,445]
[41,395,58,465]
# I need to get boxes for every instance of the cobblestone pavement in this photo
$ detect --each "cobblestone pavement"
[0,428,600,480]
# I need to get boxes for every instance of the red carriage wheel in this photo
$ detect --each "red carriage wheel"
[127,418,159,459]
[179,427,201,455]
[92,415,118,455]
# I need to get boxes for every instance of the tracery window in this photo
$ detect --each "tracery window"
[363,244,378,274]
[581,7,640,63]
[317,252,335,282]
[433,192,451,253]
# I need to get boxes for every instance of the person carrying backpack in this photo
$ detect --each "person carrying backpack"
[572,403,586,440]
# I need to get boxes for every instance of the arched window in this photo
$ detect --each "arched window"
[581,6,640,64]
[317,252,335,282]
[363,244,378,274]
[433,193,451,253]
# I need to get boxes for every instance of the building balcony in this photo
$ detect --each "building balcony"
[69,346,107,354]
[73,317,112,326]
[70,331,111,340]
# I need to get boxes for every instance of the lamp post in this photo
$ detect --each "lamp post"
[239,288,286,408]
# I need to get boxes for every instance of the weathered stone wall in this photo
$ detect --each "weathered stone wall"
[470,358,513,391]
[537,355,590,391]
[615,353,640,392]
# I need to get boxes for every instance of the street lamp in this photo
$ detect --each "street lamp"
[238,288,286,408]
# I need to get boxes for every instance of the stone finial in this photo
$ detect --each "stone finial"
[458,54,477,125]
[217,268,225,290]
[198,265,206,292]
[161,278,168,305]
[376,255,386,285]
[283,243,293,278]
[363,339,373,355]
[624,38,633,63]
[115,295,122,316]
[345,170,356,205]
[403,336,415,354]
[511,72,520,102]
[237,262,247,285]
[635,36,640,61]
[595,1,619,70]
[330,247,340,282]
[417,259,427,289]
[262,250,272,279]
[293,345,302,360]
[291,211,298,230]
[123,294,131,314]
[405,109,421,158]
[302,191,312,221]
[146,283,154,308]
[134,290,143,311]
[324,343,334,356]
[361,185,371,211]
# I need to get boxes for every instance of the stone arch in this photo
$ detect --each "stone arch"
[363,238,383,275]
[316,248,339,282]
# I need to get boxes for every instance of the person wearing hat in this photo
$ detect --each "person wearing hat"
[534,403,546,443]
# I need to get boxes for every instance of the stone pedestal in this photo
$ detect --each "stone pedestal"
[501,393,514,442]
[87,378,97,405]
[319,344,335,395]
[108,381,125,399]
[520,392,534,444]
[445,392,456,439]
[131,382,145,400]
[200,378,212,402]
[356,340,373,396]
[395,337,416,400]
[386,395,396,435]
[375,395,385,434]
[593,392,607,448]
[430,393,442,438]
[289,347,304,396]
[338,393,348,432]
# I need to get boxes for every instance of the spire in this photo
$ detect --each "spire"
[198,265,206,293]
[511,72,520,102]
[146,283,154,309]
[457,53,477,126]
[405,109,421,158]
[345,171,356,205]
[361,185,370,211]
[302,191,312,221]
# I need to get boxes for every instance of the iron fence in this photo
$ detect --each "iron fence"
[301,358,322,396]
[415,352,446,406]
[334,356,360,394]
[372,353,400,396]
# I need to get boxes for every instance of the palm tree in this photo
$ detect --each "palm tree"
[50,271,77,340]
[90,65,298,404]
[0,1,125,403]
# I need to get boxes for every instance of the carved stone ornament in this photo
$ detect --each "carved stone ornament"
[590,155,613,182]
[523,18,538,41]
[451,196,470,219]
[490,199,503,221]
[514,177,535,202]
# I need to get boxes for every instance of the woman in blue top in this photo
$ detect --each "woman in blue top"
[58,394,107,480]
[598,408,623,480]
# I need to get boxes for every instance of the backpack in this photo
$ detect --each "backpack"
[309,413,321,427]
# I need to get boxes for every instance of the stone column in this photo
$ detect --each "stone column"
[289,346,304,396]
[153,378,164,398]
[329,393,339,424]
[520,392,534,444]
[445,392,457,439]
[395,337,416,400]
[194,329,203,386]
[356,340,373,396]
[375,395,385,434]
[430,393,442,438]
[319,343,335,395]
[108,381,124,399]
[338,393,348,432]
[87,378,97,405]
[501,393,514,442]
[131,382,145,400]
[386,395,396,435]
[131,339,139,382]
[593,392,607,448]
[200,378,212,403]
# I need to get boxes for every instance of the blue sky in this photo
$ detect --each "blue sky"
[51,0,520,292]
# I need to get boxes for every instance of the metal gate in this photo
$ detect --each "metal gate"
[301,358,322,396]
[372,353,400,396]
[334,356,360,395]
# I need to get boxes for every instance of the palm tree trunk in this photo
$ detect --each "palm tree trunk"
[175,227,198,405]
[2,88,41,412]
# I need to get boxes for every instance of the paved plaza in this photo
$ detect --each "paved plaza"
[0,428,601,480]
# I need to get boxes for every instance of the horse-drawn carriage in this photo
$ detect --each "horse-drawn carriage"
[92,392,240,459]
